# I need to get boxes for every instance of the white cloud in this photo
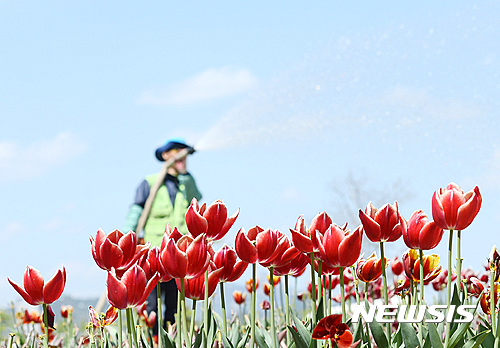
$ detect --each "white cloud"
[0,131,87,182]
[137,67,258,106]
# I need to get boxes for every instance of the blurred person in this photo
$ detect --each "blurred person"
[124,137,202,334]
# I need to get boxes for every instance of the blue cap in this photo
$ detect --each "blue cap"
[155,138,195,161]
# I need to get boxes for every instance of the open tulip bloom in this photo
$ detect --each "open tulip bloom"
[185,198,239,241]
[8,265,66,306]
[402,210,444,250]
[106,264,159,309]
[90,229,149,274]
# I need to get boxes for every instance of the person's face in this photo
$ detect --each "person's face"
[162,149,187,174]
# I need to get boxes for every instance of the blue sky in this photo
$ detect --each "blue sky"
[1,1,499,309]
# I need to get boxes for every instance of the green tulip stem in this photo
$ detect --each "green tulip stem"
[419,249,425,345]
[285,275,291,345]
[340,267,346,322]
[118,310,123,348]
[317,260,323,314]
[269,267,278,348]
[156,283,162,348]
[250,263,257,348]
[457,230,462,297]
[379,241,391,345]
[328,274,333,316]
[180,278,189,348]
[491,269,496,337]
[125,308,133,348]
[189,299,197,343]
[310,253,317,326]
[220,282,228,337]
[204,269,209,343]
[42,304,49,348]
[176,289,181,348]
[445,229,453,348]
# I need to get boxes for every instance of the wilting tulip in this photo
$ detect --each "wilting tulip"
[318,224,363,267]
[403,210,444,250]
[213,245,248,283]
[290,212,332,254]
[233,291,246,305]
[403,249,442,284]
[106,264,159,309]
[90,229,149,273]
[89,305,119,328]
[312,314,354,348]
[489,245,500,282]
[391,257,404,276]
[480,284,500,315]
[160,234,210,280]
[185,198,239,240]
[356,252,388,283]
[467,277,485,298]
[18,310,42,324]
[359,202,403,242]
[432,183,482,231]
[177,266,223,301]
[8,265,66,306]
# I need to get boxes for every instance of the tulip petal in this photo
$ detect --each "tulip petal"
[106,271,128,309]
[204,200,228,239]
[8,278,38,305]
[43,266,66,304]
[455,186,482,230]
[215,208,239,241]
[163,239,188,279]
[99,238,124,270]
[225,260,249,283]
[185,199,208,237]
[186,235,209,278]
[418,221,444,250]
[118,231,136,265]
[235,229,257,264]
[137,273,160,307]
[338,227,362,267]
[24,266,44,305]
[290,228,314,254]
[121,266,147,307]
[359,209,381,242]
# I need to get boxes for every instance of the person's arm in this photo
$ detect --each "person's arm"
[178,173,202,202]
[123,180,150,233]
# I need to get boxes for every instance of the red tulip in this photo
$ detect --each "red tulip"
[318,224,363,267]
[259,230,301,268]
[402,249,442,284]
[467,277,485,298]
[106,264,159,309]
[290,212,332,254]
[233,291,246,305]
[185,198,239,240]
[161,234,211,279]
[90,229,149,273]
[359,202,403,242]
[260,300,271,310]
[263,283,271,296]
[236,227,295,267]
[20,310,42,324]
[402,210,444,250]
[274,252,309,277]
[8,265,66,306]
[432,183,482,231]
[391,256,404,276]
[356,252,388,283]
[89,305,119,328]
[213,245,248,283]
[235,226,264,263]
[177,266,223,301]
[312,314,355,348]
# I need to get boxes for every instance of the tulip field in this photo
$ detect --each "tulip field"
[5,182,499,348]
